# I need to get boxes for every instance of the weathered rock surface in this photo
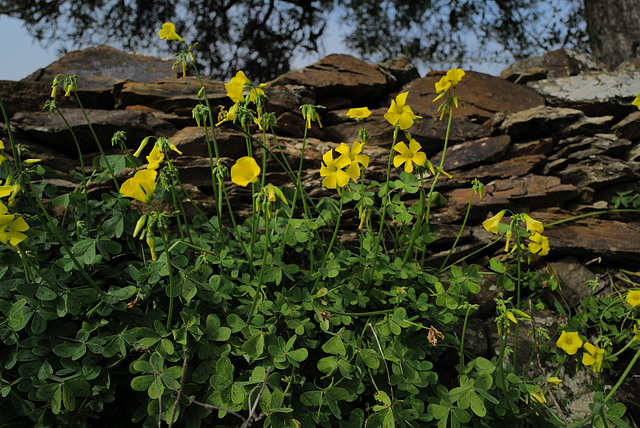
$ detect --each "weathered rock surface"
[2,46,640,420]
[527,71,640,117]
[1,46,638,268]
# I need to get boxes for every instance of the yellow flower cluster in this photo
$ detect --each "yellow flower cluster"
[320,141,369,189]
[482,211,550,256]
[0,140,30,246]
[556,331,606,372]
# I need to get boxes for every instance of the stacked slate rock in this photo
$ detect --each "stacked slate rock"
[1,45,640,420]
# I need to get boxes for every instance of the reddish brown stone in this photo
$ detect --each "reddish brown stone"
[401,70,544,121]
[269,54,390,104]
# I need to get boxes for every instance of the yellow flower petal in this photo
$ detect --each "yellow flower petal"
[482,211,506,234]
[230,156,261,187]
[556,331,583,355]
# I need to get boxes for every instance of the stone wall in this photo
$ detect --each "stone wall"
[1,45,640,420]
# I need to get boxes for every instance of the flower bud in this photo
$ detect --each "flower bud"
[133,214,147,238]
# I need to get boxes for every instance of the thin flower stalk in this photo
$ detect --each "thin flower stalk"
[47,104,90,218]
[312,190,345,293]
[158,226,176,329]
[438,185,476,273]
[72,91,120,191]
[369,125,401,285]
[402,170,426,265]
[424,105,454,232]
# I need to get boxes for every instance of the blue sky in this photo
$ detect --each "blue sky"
[0,14,504,82]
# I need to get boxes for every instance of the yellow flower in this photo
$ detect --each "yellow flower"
[582,342,605,372]
[336,141,369,182]
[393,139,427,173]
[230,156,261,187]
[319,149,350,189]
[433,68,466,102]
[522,213,544,235]
[633,324,640,342]
[627,290,640,307]
[556,331,583,355]
[530,392,546,404]
[504,229,512,252]
[0,183,11,198]
[546,377,562,385]
[225,71,251,103]
[347,107,371,119]
[120,169,157,204]
[0,215,29,246]
[633,92,640,110]
[528,233,550,256]
[384,92,421,129]
[482,210,506,234]
[146,145,164,170]
[158,22,184,42]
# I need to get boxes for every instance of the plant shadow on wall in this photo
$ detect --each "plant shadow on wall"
[0,21,640,428]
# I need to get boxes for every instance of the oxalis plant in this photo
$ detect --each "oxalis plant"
[0,22,639,428]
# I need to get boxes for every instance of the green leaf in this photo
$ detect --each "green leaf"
[469,391,486,417]
[148,378,164,399]
[36,286,57,301]
[287,348,308,363]
[51,384,62,415]
[131,375,155,391]
[107,285,137,301]
[374,390,391,406]
[62,383,76,411]
[242,332,265,357]
[322,334,346,356]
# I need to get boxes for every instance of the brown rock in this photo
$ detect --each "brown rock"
[506,138,554,158]
[533,211,640,263]
[450,155,546,184]
[0,80,76,119]
[10,108,176,154]
[375,58,420,89]
[547,134,632,166]
[496,106,586,141]
[431,135,511,171]
[613,110,640,140]
[113,77,228,115]
[22,46,179,109]
[269,54,390,105]
[500,48,605,84]
[550,256,599,308]
[483,175,579,207]
[402,70,545,121]
[169,126,248,159]
[555,156,640,189]
[264,84,316,116]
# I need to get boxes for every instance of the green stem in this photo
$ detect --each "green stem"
[424,107,454,232]
[312,190,345,293]
[514,227,522,373]
[459,305,473,373]
[0,97,23,174]
[53,108,90,216]
[604,345,640,402]
[247,211,271,324]
[159,230,176,329]
[26,180,104,295]
[402,171,425,265]
[73,92,120,191]
[439,190,474,273]
[544,209,639,227]
[369,125,400,284]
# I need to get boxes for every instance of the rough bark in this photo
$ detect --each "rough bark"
[584,0,640,69]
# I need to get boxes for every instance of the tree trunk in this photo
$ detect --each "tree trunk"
[584,0,640,69]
